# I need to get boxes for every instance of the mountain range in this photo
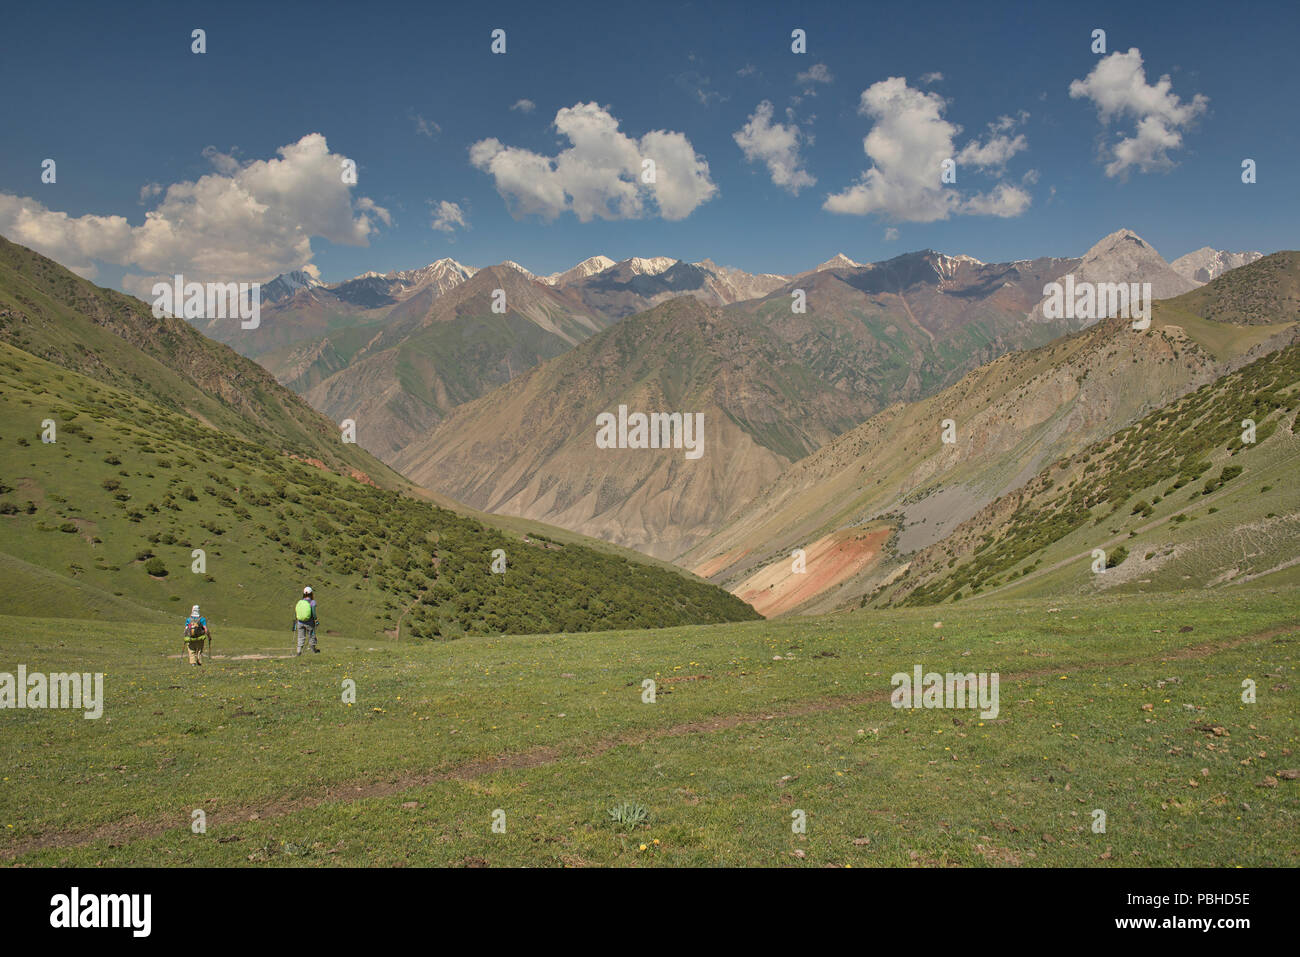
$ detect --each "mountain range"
[159,228,1292,614]
[392,230,1246,559]
[182,232,1258,471]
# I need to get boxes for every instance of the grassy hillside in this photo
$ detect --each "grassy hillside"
[1166,250,1300,325]
[884,339,1300,606]
[0,342,758,637]
[0,236,396,485]
[2,588,1296,866]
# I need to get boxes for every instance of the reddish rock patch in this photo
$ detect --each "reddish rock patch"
[737,526,891,617]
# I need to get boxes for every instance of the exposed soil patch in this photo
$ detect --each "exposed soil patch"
[692,546,749,580]
[737,526,890,617]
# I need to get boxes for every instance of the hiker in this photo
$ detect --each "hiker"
[182,605,210,666]
[294,586,320,656]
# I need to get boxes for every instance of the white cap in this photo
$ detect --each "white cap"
[191,605,200,616]
[303,586,313,595]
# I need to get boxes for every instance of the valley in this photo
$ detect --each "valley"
[2,0,1296,885]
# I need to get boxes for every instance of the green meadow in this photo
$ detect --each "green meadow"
[2,588,1296,867]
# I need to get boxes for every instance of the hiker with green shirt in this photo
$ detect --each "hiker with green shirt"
[294,586,320,656]
[182,604,211,666]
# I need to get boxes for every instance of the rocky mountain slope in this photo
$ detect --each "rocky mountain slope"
[883,332,1300,608]
[684,252,1298,615]
[392,296,879,559]
[391,247,1092,560]
[1029,229,1197,321]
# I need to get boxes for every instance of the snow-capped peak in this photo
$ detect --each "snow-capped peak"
[391,259,474,282]
[815,253,862,272]
[624,256,677,276]
[931,252,984,281]
[542,255,617,285]
[260,269,326,303]
[1170,247,1264,284]
[499,260,537,278]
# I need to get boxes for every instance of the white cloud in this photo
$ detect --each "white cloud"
[823,76,1031,222]
[470,102,717,222]
[0,133,388,287]
[955,125,1027,169]
[884,226,899,241]
[1068,48,1208,177]
[413,114,441,138]
[989,111,1029,132]
[640,129,719,219]
[958,182,1032,217]
[201,145,240,175]
[0,200,133,279]
[431,200,468,233]
[919,72,944,86]
[510,98,535,113]
[796,63,833,92]
[733,100,815,194]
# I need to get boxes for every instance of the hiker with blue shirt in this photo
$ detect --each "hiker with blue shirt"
[182,604,210,666]
[294,586,320,656]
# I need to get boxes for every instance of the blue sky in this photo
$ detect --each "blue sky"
[1,0,1296,291]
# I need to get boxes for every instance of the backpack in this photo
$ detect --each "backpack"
[185,617,206,639]
[295,599,314,623]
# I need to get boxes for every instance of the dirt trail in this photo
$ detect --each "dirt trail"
[5,623,1294,861]
[165,653,297,661]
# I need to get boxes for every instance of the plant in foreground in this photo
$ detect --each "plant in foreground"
[607,801,650,830]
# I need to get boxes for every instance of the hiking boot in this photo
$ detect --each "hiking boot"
[312,647,320,654]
